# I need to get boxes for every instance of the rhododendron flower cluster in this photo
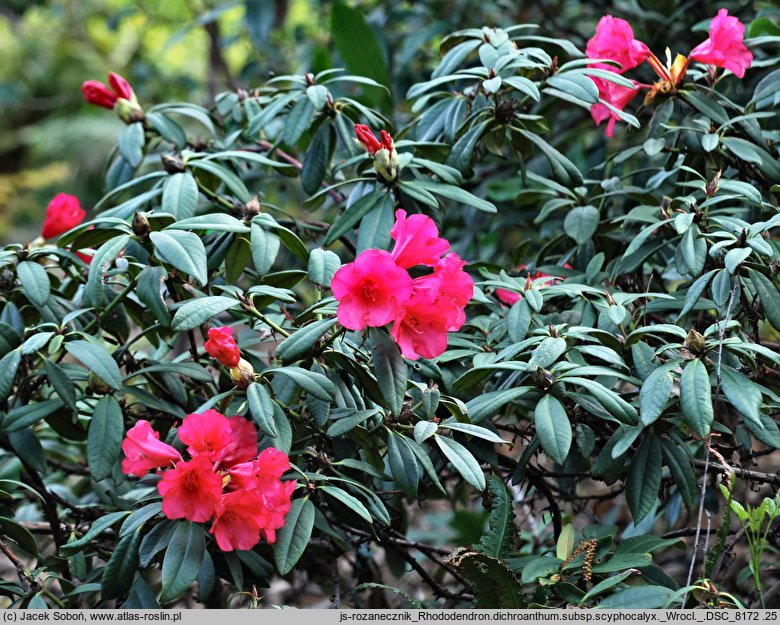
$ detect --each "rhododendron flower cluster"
[41,193,86,240]
[203,326,255,388]
[121,410,295,551]
[82,72,144,123]
[586,9,752,136]
[332,209,473,360]
[495,264,572,306]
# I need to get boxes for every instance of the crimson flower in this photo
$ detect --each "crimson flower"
[176,409,234,464]
[389,209,449,269]
[585,15,649,73]
[120,420,182,478]
[81,72,135,109]
[204,326,241,368]
[41,193,86,240]
[157,457,223,522]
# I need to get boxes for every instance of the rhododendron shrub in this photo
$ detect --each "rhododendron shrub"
[1,3,780,611]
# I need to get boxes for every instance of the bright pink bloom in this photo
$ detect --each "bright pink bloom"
[177,409,233,463]
[355,124,383,154]
[413,253,473,330]
[389,209,449,269]
[590,78,641,137]
[331,249,413,330]
[158,457,222,522]
[81,81,118,109]
[120,420,182,477]
[219,416,258,468]
[586,15,650,73]
[690,9,752,78]
[41,193,86,239]
[204,326,240,367]
[228,447,290,491]
[210,490,266,551]
[258,480,296,544]
[391,285,450,360]
[495,264,572,306]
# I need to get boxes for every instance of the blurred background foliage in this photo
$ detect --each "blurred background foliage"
[1,0,777,241]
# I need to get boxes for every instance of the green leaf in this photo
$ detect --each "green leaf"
[0,516,38,556]
[319,485,373,524]
[721,137,763,164]
[88,396,124,482]
[507,298,532,343]
[20,332,53,356]
[101,529,142,600]
[414,421,438,445]
[724,248,751,274]
[370,329,407,416]
[84,235,131,307]
[749,269,780,331]
[272,366,336,401]
[626,435,662,523]
[529,337,567,368]
[534,395,571,464]
[331,3,390,89]
[171,296,239,332]
[276,317,338,364]
[660,438,697,510]
[247,382,278,438]
[307,248,341,287]
[324,189,384,246]
[251,221,281,275]
[301,124,331,195]
[273,498,314,575]
[162,173,199,219]
[150,230,208,286]
[476,475,516,559]
[466,387,530,423]
[438,422,506,444]
[597,585,674,609]
[680,359,713,438]
[416,180,497,213]
[64,340,123,390]
[160,522,205,603]
[435,435,486,490]
[172,213,249,233]
[386,431,420,497]
[16,261,50,307]
[118,122,145,168]
[639,364,675,426]
[564,206,599,245]
[518,130,583,185]
[326,408,379,437]
[136,266,171,327]
[284,97,315,146]
[60,511,130,556]
[189,159,250,202]
[0,350,21,402]
[720,366,764,431]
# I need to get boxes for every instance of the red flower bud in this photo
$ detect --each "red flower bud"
[380,130,394,152]
[41,193,86,239]
[355,124,382,155]
[81,80,118,109]
[108,72,134,101]
[205,326,241,368]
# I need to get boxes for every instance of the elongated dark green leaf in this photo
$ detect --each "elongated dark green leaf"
[307,248,341,287]
[284,97,315,146]
[679,359,713,438]
[660,438,696,510]
[466,387,530,423]
[160,522,205,603]
[301,124,331,195]
[534,395,571,465]
[749,269,780,331]
[247,382,278,437]
[326,409,379,437]
[720,366,763,430]
[2,398,65,433]
[0,349,21,402]
[273,498,314,575]
[331,3,390,88]
[639,364,675,426]
[64,340,123,390]
[16,261,50,307]
[386,431,420,497]
[518,130,583,185]
[60,511,130,556]
[118,122,145,168]
[136,266,171,327]
[150,230,208,286]
[564,206,599,244]
[88,396,124,481]
[171,296,239,331]
[318,485,373,524]
[626,435,662,523]
[370,329,406,416]
[172,213,249,233]
[324,189,384,245]
[275,317,338,364]
[101,529,142,600]
[162,172,198,219]
[272,366,335,401]
[435,435,485,490]
[597,585,673,609]
[475,475,516,559]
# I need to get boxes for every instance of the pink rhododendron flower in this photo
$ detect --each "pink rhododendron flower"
[391,285,451,360]
[389,209,449,269]
[41,193,86,239]
[331,249,413,330]
[228,447,291,491]
[590,78,641,137]
[177,409,233,463]
[120,420,182,477]
[81,72,135,109]
[158,457,222,522]
[209,490,266,551]
[219,415,259,468]
[495,265,572,306]
[586,15,649,73]
[204,326,241,367]
[413,253,473,331]
[690,9,753,78]
[258,479,297,543]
